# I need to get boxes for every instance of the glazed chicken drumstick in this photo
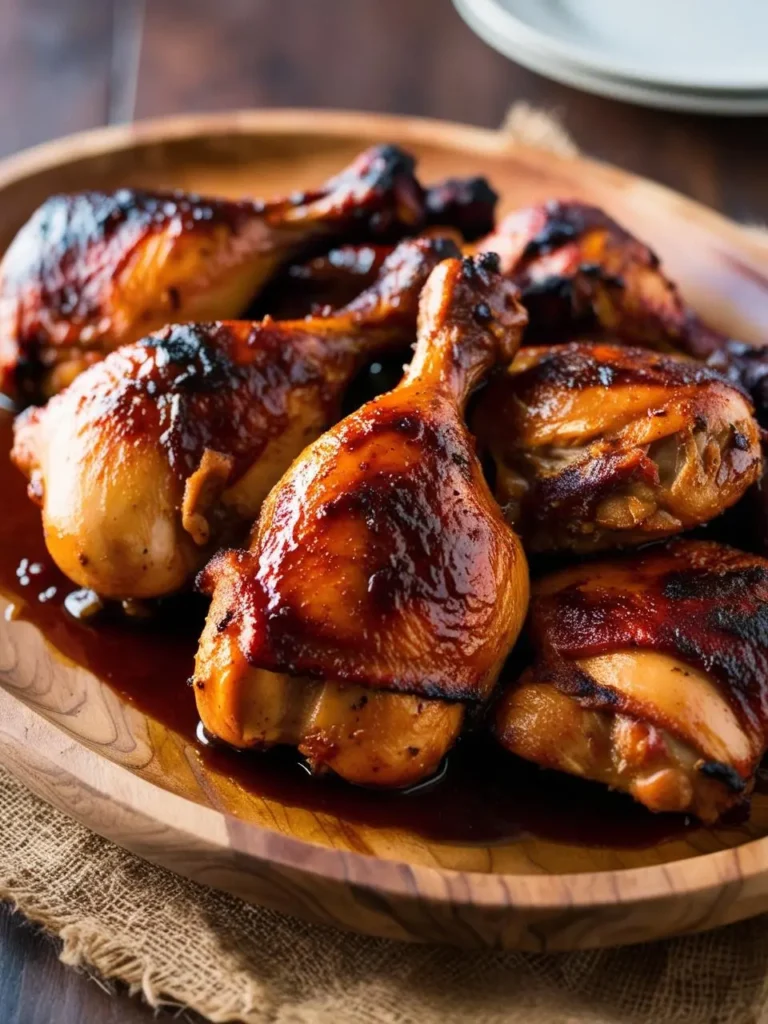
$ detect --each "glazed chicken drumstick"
[494,540,768,823]
[12,234,459,600]
[193,253,530,788]
[473,342,762,553]
[0,144,427,399]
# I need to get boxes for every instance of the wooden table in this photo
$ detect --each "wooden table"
[1,1,766,1020]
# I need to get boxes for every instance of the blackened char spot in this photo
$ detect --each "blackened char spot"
[359,144,416,193]
[144,324,237,392]
[543,659,622,709]
[473,302,493,326]
[709,603,768,648]
[521,208,583,260]
[462,252,500,283]
[476,251,500,274]
[389,413,422,439]
[733,430,750,451]
[569,676,621,708]
[216,609,234,633]
[520,275,593,340]
[663,566,768,602]
[425,176,498,241]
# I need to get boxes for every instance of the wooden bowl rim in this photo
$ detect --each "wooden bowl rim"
[1,107,767,915]
[1,106,766,260]
[83,736,754,910]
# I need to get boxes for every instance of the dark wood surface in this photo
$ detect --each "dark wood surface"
[0,0,766,1020]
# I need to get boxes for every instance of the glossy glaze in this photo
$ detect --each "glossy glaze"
[3,397,759,848]
[11,235,458,600]
[474,342,762,552]
[496,541,768,820]
[0,144,428,398]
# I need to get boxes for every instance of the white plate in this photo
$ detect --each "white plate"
[454,0,768,114]
[455,0,768,93]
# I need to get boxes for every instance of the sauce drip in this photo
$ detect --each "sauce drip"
[0,401,710,849]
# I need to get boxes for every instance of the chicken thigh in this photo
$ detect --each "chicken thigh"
[494,540,768,822]
[12,234,458,599]
[476,200,725,355]
[193,253,530,787]
[477,199,768,425]
[473,342,762,553]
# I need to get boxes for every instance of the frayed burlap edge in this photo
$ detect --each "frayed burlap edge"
[500,101,579,157]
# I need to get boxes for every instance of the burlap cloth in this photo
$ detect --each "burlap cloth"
[3,104,768,1024]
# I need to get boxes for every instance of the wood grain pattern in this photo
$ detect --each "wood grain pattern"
[1,110,768,954]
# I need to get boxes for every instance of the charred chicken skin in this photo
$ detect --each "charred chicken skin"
[0,144,428,399]
[477,199,768,428]
[273,177,497,318]
[12,234,459,600]
[495,540,768,822]
[476,200,726,355]
[193,253,530,787]
[473,342,762,553]
[278,227,463,320]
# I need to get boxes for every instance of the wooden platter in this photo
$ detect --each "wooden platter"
[1,109,768,952]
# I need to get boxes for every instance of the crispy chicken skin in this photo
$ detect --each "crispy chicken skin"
[477,200,768,433]
[193,253,530,787]
[280,227,463,320]
[476,200,727,356]
[495,540,768,822]
[473,342,762,553]
[423,175,498,242]
[0,144,427,399]
[12,235,459,600]
[274,177,497,318]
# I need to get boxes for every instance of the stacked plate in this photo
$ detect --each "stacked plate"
[453,0,768,114]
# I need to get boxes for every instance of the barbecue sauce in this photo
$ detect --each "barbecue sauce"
[0,402,721,850]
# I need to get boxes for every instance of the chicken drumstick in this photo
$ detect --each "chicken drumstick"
[12,235,459,600]
[0,145,426,398]
[193,253,530,788]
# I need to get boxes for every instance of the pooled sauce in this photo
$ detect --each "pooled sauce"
[0,400,711,849]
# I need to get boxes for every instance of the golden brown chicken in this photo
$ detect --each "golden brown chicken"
[481,200,768,436]
[0,144,428,399]
[494,540,768,822]
[12,234,459,600]
[476,200,727,356]
[473,342,762,553]
[193,252,530,788]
